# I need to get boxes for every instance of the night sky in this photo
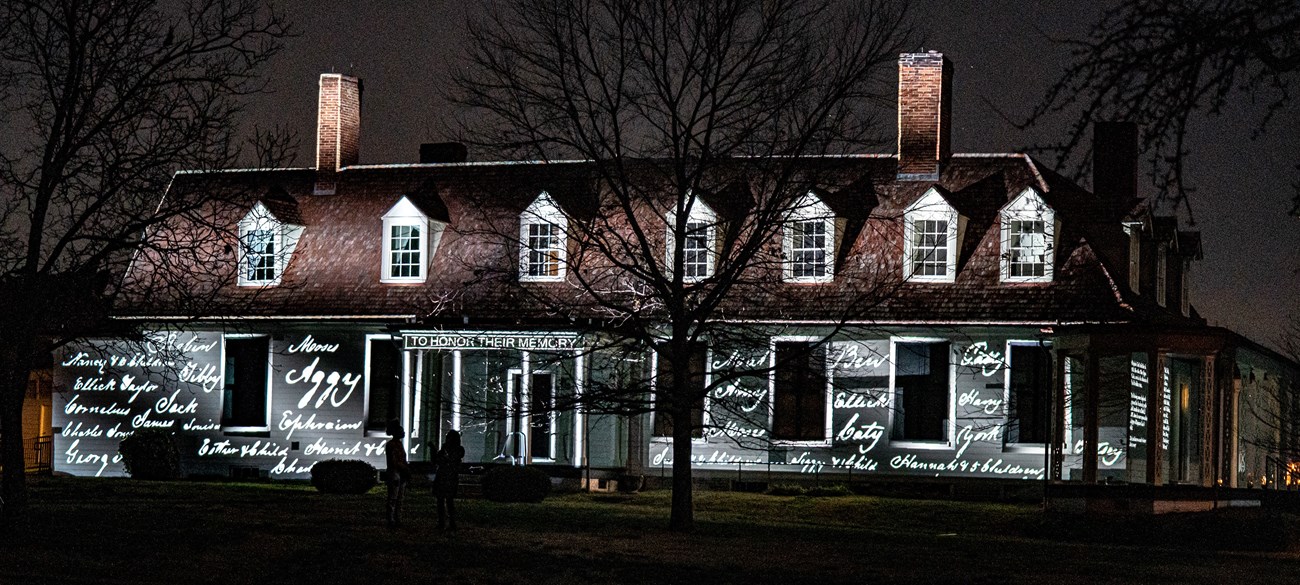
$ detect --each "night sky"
[247,1,1300,351]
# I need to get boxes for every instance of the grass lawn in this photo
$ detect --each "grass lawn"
[2,477,1300,584]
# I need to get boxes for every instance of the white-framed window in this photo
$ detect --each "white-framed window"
[382,196,443,284]
[769,336,832,445]
[651,342,708,441]
[237,202,301,287]
[1003,341,1051,448]
[221,334,271,432]
[783,192,835,283]
[244,229,279,283]
[364,335,404,431]
[888,337,953,447]
[666,197,716,282]
[903,187,960,282]
[999,188,1055,283]
[519,192,567,282]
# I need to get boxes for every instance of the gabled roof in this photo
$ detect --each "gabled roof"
[116,154,1202,329]
[256,187,303,226]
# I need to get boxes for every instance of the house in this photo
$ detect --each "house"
[48,53,1300,499]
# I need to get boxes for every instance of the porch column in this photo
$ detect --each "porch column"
[1202,355,1217,487]
[1227,370,1241,487]
[1083,351,1100,483]
[1145,350,1164,485]
[1050,349,1067,482]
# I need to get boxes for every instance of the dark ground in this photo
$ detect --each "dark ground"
[2,477,1299,584]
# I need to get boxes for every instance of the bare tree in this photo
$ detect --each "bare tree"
[1022,0,1300,220]
[448,0,911,531]
[0,0,290,518]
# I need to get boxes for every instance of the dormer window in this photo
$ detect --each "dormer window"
[237,202,302,287]
[667,197,716,282]
[382,196,445,284]
[244,229,279,283]
[1000,188,1055,283]
[520,192,567,282]
[783,192,836,283]
[903,187,961,282]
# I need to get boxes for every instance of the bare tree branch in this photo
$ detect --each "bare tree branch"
[0,0,290,518]
[1020,0,1299,221]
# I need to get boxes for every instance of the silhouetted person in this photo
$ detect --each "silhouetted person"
[433,430,465,530]
[385,420,410,529]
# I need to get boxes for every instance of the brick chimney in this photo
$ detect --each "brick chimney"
[316,74,361,173]
[1092,121,1138,200]
[897,52,952,180]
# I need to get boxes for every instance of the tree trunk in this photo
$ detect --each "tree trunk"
[668,400,694,532]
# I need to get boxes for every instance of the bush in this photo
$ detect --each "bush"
[310,459,378,494]
[766,484,807,496]
[482,465,552,503]
[805,484,852,497]
[118,429,181,480]
[766,483,852,497]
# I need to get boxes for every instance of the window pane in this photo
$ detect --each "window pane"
[790,220,828,279]
[682,221,710,278]
[1007,219,1048,279]
[223,337,268,427]
[525,222,562,277]
[772,342,827,441]
[653,344,706,438]
[892,342,949,441]
[245,229,278,282]
[366,339,403,430]
[1008,345,1051,443]
[909,219,948,277]
[530,372,554,459]
[389,223,422,278]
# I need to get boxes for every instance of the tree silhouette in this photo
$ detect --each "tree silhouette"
[1024,0,1299,220]
[0,0,290,518]
[448,0,912,531]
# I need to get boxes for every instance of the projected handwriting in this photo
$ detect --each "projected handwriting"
[960,342,1005,377]
[286,357,361,409]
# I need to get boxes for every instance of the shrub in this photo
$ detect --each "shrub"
[766,484,807,496]
[310,459,378,494]
[805,484,852,497]
[482,465,552,503]
[118,429,181,480]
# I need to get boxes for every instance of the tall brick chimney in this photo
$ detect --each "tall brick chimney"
[1092,121,1139,200]
[897,52,952,180]
[316,73,361,173]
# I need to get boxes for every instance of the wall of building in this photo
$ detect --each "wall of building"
[50,325,1165,483]
[53,328,390,478]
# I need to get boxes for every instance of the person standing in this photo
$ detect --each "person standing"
[384,420,411,529]
[433,430,465,531]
